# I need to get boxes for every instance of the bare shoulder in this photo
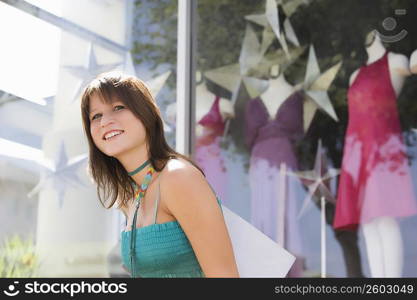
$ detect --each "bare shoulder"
[388,52,410,76]
[388,52,411,77]
[160,157,216,211]
[159,157,238,277]
[162,157,205,185]
[388,52,409,65]
[411,49,417,74]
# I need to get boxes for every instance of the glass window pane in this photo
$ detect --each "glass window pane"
[0,0,177,278]
[195,0,417,278]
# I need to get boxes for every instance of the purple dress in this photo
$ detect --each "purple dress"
[245,91,305,276]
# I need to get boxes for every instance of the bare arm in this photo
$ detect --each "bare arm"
[162,160,239,278]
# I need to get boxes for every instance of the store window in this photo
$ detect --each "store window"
[194,0,417,277]
[1,0,417,278]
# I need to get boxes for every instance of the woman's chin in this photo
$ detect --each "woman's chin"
[102,146,126,159]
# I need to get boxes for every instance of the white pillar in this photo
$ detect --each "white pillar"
[35,0,129,277]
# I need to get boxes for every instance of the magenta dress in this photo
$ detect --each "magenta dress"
[194,96,228,204]
[334,52,417,230]
[245,91,305,276]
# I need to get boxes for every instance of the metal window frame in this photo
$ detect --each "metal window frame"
[176,0,196,156]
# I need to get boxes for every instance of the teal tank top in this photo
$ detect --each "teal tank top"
[120,177,222,278]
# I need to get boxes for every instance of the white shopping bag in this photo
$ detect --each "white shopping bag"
[221,205,295,278]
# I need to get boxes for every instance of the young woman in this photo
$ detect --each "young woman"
[80,72,238,278]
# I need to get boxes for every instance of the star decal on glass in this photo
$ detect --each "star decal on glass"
[64,44,122,102]
[123,52,137,77]
[28,142,88,208]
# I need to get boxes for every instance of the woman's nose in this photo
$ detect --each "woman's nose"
[100,112,115,128]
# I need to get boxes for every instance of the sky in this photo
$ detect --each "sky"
[0,1,61,105]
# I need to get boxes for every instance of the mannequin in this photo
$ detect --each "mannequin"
[165,73,234,132]
[409,49,417,74]
[245,65,305,277]
[349,31,410,95]
[195,77,234,136]
[194,74,234,204]
[260,65,296,118]
[334,30,417,277]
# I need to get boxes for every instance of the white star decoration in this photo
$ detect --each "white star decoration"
[279,0,312,17]
[64,44,122,102]
[302,45,342,131]
[245,0,309,57]
[121,51,171,103]
[146,71,172,100]
[123,52,137,77]
[205,24,271,102]
[245,0,290,56]
[28,143,88,208]
[146,70,172,133]
[204,23,275,137]
[288,139,340,219]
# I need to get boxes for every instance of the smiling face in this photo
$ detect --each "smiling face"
[88,93,148,158]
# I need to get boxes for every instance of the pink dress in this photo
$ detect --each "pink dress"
[334,52,417,230]
[194,96,228,204]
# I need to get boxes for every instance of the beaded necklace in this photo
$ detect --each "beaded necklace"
[129,165,155,277]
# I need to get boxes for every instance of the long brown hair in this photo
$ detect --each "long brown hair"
[80,72,204,209]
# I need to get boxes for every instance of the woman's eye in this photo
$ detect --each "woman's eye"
[114,105,125,111]
[91,113,101,121]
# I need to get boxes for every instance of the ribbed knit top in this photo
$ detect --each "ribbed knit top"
[120,176,222,278]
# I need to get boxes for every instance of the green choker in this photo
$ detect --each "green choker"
[128,159,151,176]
